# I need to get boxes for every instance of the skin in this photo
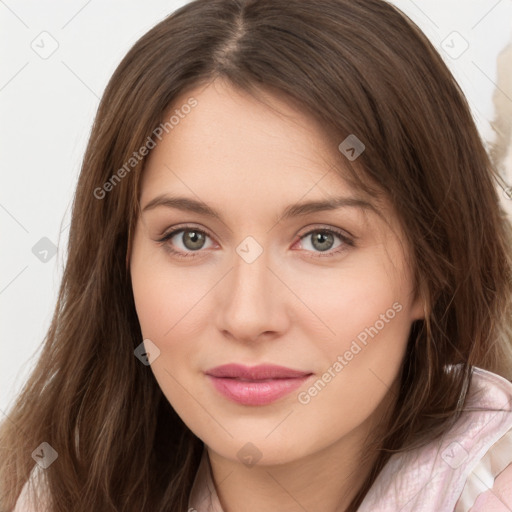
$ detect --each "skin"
[129,78,424,512]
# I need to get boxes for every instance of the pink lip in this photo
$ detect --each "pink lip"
[205,364,313,405]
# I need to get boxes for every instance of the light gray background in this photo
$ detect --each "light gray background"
[1,0,512,416]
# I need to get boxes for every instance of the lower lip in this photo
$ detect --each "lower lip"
[206,375,311,405]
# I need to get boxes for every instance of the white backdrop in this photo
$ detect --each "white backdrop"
[1,0,512,415]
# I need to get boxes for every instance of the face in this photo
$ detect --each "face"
[129,78,424,466]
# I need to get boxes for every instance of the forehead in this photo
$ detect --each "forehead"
[141,79,344,190]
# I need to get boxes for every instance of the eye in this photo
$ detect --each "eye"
[295,227,354,257]
[157,225,215,259]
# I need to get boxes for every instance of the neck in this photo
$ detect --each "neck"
[207,411,384,512]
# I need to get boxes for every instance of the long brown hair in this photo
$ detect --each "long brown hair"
[2,0,512,510]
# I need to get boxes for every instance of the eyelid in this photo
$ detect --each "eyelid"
[158,223,215,242]
[296,223,356,241]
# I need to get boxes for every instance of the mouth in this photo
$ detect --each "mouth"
[205,364,314,405]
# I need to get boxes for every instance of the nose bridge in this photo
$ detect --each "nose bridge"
[216,236,286,341]
[234,246,269,297]
[230,237,274,311]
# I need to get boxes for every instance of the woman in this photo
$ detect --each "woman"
[2,0,512,510]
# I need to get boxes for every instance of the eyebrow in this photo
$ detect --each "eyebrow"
[141,194,375,222]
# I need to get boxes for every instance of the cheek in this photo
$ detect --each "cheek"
[292,250,412,414]
[130,258,211,430]
[292,249,411,351]
[130,242,213,343]
[290,286,411,451]
[130,243,219,408]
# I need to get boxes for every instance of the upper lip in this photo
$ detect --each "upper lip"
[205,364,312,380]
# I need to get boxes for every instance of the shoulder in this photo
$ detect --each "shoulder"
[13,465,49,512]
[458,460,512,511]
[359,366,512,512]
[454,368,512,511]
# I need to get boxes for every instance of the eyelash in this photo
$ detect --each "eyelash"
[156,224,355,260]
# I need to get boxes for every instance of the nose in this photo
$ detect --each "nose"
[215,243,290,344]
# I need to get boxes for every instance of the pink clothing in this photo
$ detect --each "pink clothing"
[188,367,512,511]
